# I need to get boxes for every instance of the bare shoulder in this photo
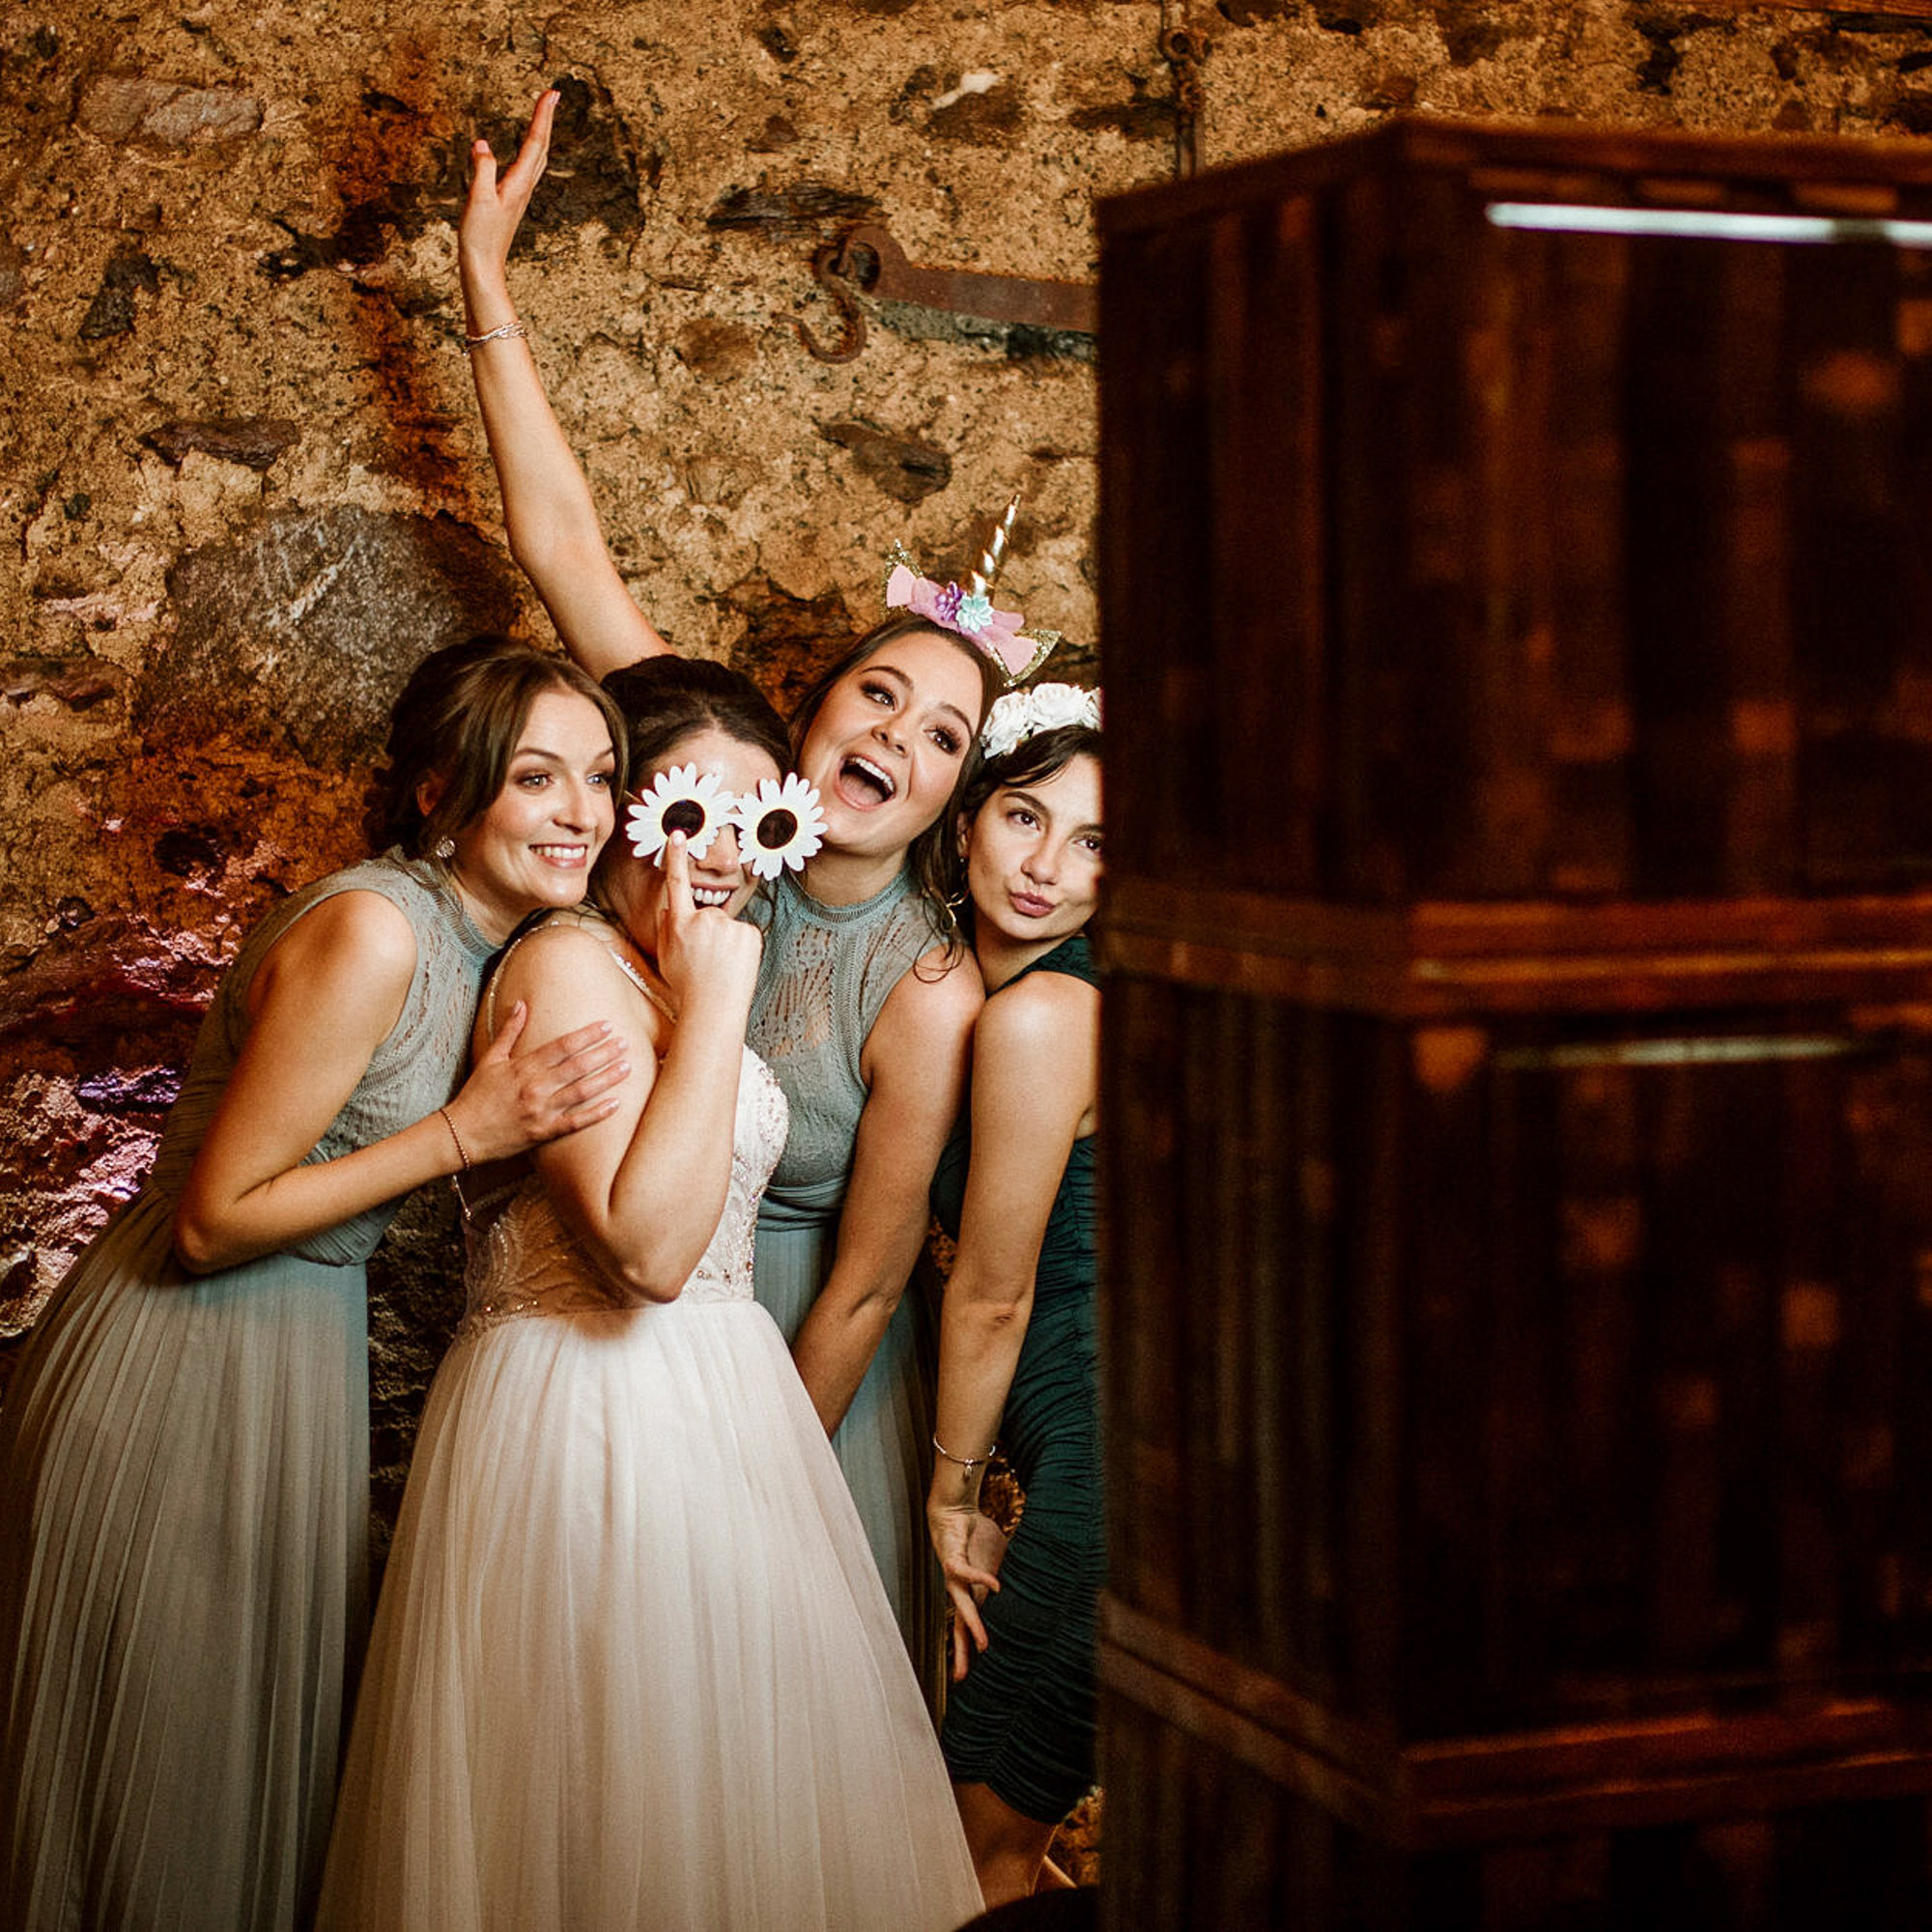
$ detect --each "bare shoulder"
[256,886,417,997]
[886,943,984,1031]
[980,968,1097,1064]
[496,916,620,990]
[493,917,647,1022]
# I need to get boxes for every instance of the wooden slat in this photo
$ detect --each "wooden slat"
[1105,1592,1932,1852]
[1100,879,1932,1014]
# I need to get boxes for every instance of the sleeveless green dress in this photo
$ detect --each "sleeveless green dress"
[0,853,496,1931]
[747,867,951,1712]
[930,931,1103,1822]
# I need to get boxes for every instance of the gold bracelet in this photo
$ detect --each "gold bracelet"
[438,1106,474,1224]
[464,320,528,351]
[932,1433,995,1474]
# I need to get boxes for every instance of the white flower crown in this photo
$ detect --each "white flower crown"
[979,682,1102,762]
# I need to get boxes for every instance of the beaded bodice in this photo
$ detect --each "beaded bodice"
[458,918,790,1340]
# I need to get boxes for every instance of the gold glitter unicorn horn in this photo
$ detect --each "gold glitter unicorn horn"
[966,495,1021,602]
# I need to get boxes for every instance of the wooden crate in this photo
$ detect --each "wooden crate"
[1095,119,1932,1930]
[1098,117,1932,906]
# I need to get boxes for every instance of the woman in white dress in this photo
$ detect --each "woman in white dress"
[456,94,1011,1706]
[316,656,982,1932]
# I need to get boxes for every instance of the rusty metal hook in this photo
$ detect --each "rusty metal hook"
[787,239,867,364]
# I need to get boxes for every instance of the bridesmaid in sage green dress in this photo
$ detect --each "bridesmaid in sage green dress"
[0,638,629,1931]
[924,685,1104,1907]
[456,91,1036,1705]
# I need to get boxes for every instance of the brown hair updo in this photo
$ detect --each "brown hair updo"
[601,655,791,798]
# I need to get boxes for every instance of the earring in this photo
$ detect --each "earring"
[433,836,456,862]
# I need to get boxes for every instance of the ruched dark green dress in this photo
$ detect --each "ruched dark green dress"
[930,932,1102,1823]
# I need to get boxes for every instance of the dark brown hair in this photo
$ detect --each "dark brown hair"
[601,655,790,796]
[950,721,1104,935]
[364,635,626,858]
[788,614,1009,952]
[589,655,792,914]
[956,720,1103,829]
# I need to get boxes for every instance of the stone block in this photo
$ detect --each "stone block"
[139,507,524,766]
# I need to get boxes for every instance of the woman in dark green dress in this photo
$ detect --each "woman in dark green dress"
[925,685,1103,1907]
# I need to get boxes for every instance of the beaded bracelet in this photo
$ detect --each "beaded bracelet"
[438,1105,474,1223]
[932,1433,995,1475]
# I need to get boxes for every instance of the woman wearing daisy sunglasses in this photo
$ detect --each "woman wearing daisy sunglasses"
[924,685,1105,1906]
[318,655,982,1931]
[457,90,1024,1704]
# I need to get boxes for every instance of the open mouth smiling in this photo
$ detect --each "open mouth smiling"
[837,754,898,808]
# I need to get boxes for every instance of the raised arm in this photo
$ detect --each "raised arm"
[460,89,670,680]
[924,971,1096,1676]
[788,950,983,1435]
[173,891,628,1273]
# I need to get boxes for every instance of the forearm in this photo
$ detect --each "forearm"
[930,1274,1033,1511]
[459,254,609,584]
[174,1107,460,1274]
[790,1282,907,1435]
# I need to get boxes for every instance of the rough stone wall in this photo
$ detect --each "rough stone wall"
[7,0,1932,1534]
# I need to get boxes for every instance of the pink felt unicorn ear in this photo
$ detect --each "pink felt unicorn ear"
[884,563,922,612]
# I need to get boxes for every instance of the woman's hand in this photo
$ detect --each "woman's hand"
[440,999,629,1165]
[654,834,762,1022]
[460,88,556,294]
[929,1500,1009,1683]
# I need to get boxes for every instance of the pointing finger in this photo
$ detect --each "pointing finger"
[514,89,558,181]
[661,829,695,913]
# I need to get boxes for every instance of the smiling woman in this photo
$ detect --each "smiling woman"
[746,615,1003,1701]
[0,638,632,1932]
[455,89,1014,1706]
[317,655,982,1931]
[433,691,614,933]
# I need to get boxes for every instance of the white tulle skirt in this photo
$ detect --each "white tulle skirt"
[316,1295,981,1932]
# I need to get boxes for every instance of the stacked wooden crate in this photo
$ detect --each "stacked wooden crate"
[1096,118,1932,1930]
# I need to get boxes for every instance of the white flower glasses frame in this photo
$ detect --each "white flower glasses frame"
[625,765,827,881]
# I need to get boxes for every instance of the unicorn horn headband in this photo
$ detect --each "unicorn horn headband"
[883,496,1061,687]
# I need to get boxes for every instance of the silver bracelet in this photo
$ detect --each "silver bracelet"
[932,1433,995,1474]
[464,321,529,351]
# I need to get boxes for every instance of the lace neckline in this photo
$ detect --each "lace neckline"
[781,866,913,930]
[384,849,497,969]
